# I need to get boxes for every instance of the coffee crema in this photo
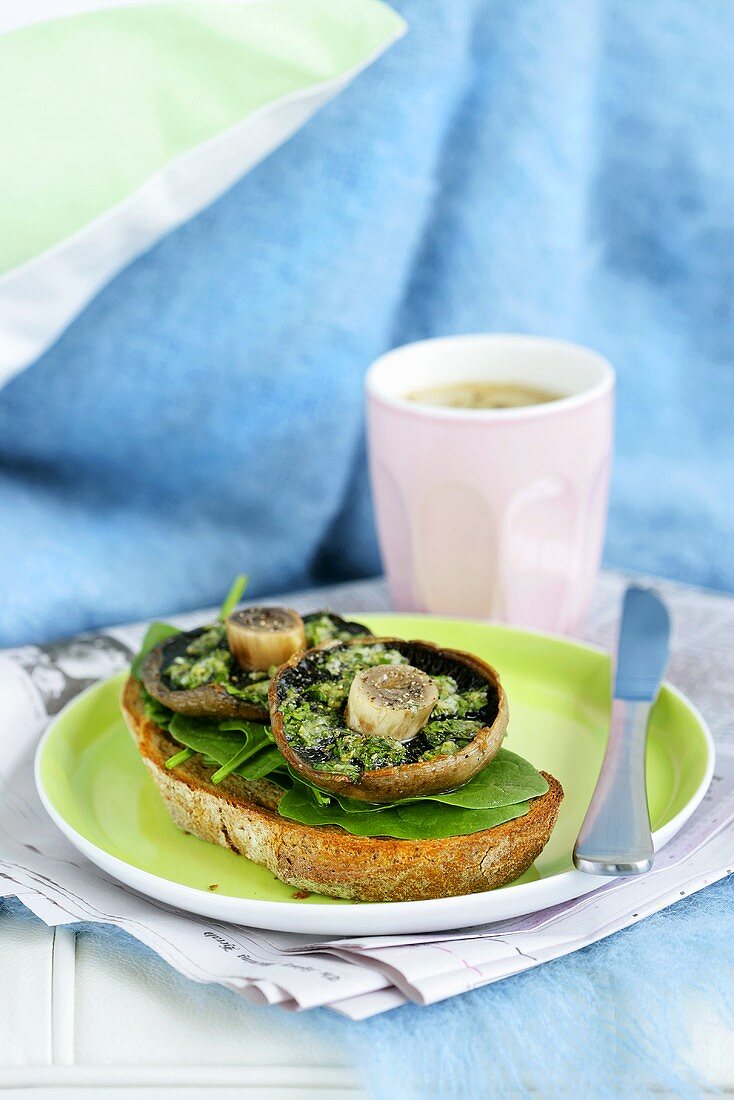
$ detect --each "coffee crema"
[406,380,562,410]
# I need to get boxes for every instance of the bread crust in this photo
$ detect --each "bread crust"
[121,677,563,903]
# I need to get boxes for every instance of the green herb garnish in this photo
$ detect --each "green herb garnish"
[219,574,248,621]
[165,747,195,770]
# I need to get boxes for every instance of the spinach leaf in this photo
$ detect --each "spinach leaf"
[218,719,285,779]
[165,747,196,770]
[131,621,180,679]
[168,713,285,782]
[325,750,547,814]
[218,574,248,622]
[208,721,278,783]
[419,750,546,808]
[211,742,260,784]
[140,687,176,730]
[219,717,276,745]
[237,746,287,781]
[278,777,531,840]
[145,702,546,840]
[168,713,249,765]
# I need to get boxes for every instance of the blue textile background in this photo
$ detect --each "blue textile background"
[1,0,732,645]
[1,1,733,1094]
[2,876,733,1096]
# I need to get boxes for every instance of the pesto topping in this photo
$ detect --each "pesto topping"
[321,643,408,679]
[303,613,356,648]
[423,717,485,744]
[167,625,231,690]
[432,676,488,718]
[225,673,272,703]
[186,624,227,656]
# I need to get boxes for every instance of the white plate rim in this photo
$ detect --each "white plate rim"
[33,618,715,936]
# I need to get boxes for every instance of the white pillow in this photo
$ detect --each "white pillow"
[0,0,405,385]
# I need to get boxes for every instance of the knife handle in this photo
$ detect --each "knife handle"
[573,698,654,875]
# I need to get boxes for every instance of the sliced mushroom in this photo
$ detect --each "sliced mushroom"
[227,607,306,671]
[345,665,439,742]
[269,637,509,802]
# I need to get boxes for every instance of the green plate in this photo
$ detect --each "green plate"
[35,615,713,935]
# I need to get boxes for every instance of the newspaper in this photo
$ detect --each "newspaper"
[1,571,732,1020]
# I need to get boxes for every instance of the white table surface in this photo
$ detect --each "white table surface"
[2,572,733,1097]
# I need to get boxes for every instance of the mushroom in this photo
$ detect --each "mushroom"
[140,612,372,722]
[140,627,269,720]
[345,664,439,741]
[269,637,509,802]
[227,607,307,671]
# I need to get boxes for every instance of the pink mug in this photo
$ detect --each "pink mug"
[366,334,615,634]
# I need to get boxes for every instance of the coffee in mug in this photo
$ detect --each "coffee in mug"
[407,380,561,410]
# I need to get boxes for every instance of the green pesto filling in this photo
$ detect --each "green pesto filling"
[280,644,488,779]
[303,613,354,648]
[166,623,229,690]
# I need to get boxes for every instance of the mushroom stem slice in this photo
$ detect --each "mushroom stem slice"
[345,664,439,743]
[226,607,306,671]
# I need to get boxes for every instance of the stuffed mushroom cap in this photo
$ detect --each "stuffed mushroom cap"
[140,626,269,720]
[140,611,372,722]
[269,636,509,802]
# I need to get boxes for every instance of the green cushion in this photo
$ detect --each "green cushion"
[0,0,404,382]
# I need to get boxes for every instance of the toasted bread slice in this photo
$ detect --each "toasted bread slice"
[121,677,563,903]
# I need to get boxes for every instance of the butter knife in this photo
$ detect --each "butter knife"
[573,585,670,876]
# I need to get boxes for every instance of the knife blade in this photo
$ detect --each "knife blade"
[573,585,671,876]
[614,586,671,702]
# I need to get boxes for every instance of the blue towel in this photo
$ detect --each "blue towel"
[0,1,732,1092]
[1,0,732,644]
